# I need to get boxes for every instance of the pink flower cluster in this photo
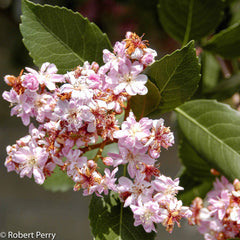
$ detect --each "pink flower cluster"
[110,112,190,233]
[3,32,189,233]
[189,176,240,239]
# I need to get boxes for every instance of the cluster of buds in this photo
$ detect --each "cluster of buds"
[189,176,240,239]
[3,32,191,233]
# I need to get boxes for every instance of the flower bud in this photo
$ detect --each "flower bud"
[102,157,113,166]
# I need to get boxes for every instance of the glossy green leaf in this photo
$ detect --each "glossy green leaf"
[178,170,213,205]
[89,191,156,240]
[146,41,200,114]
[179,136,214,180]
[43,166,74,192]
[204,22,240,59]
[176,100,240,181]
[178,134,215,205]
[158,0,224,43]
[20,0,112,73]
[130,80,161,119]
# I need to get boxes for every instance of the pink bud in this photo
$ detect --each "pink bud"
[102,157,113,166]
[87,160,97,169]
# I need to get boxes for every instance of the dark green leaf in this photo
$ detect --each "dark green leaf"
[176,99,240,181]
[43,166,74,192]
[230,1,240,25]
[227,238,240,240]
[204,22,240,59]
[20,0,112,73]
[130,80,161,119]
[178,170,213,205]
[205,73,240,101]
[179,136,214,180]
[146,41,200,114]
[89,191,156,240]
[158,0,224,43]
[202,51,220,93]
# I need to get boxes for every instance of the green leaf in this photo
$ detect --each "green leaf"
[204,22,240,59]
[179,136,214,180]
[227,238,240,240]
[176,99,240,181]
[102,143,119,157]
[89,192,156,240]
[146,41,200,114]
[178,170,213,205]
[130,80,161,119]
[43,166,74,192]
[205,73,240,101]
[230,1,240,26]
[20,0,112,73]
[158,0,224,43]
[202,51,220,93]
[178,133,215,205]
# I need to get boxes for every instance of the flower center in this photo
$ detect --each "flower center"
[28,157,36,166]
[130,123,142,136]
[141,210,153,224]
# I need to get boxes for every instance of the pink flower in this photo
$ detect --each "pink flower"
[208,190,230,220]
[130,200,166,232]
[65,149,87,182]
[99,167,118,195]
[55,99,95,132]
[153,175,183,201]
[102,157,114,166]
[162,198,192,233]
[80,168,103,196]
[198,218,223,237]
[25,62,65,91]
[102,41,126,73]
[109,145,155,178]
[22,73,39,91]
[61,73,93,102]
[141,48,157,66]
[124,32,157,67]
[207,176,234,199]
[12,141,48,184]
[229,207,240,224]
[110,60,148,96]
[113,112,152,149]
[118,173,153,207]
[5,145,19,173]
[3,89,34,125]
[190,176,240,239]
[145,119,174,158]
[31,92,57,122]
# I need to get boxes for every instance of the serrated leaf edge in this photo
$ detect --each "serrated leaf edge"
[204,21,240,47]
[20,0,112,68]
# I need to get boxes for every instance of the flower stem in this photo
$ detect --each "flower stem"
[182,0,194,46]
[81,139,117,154]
